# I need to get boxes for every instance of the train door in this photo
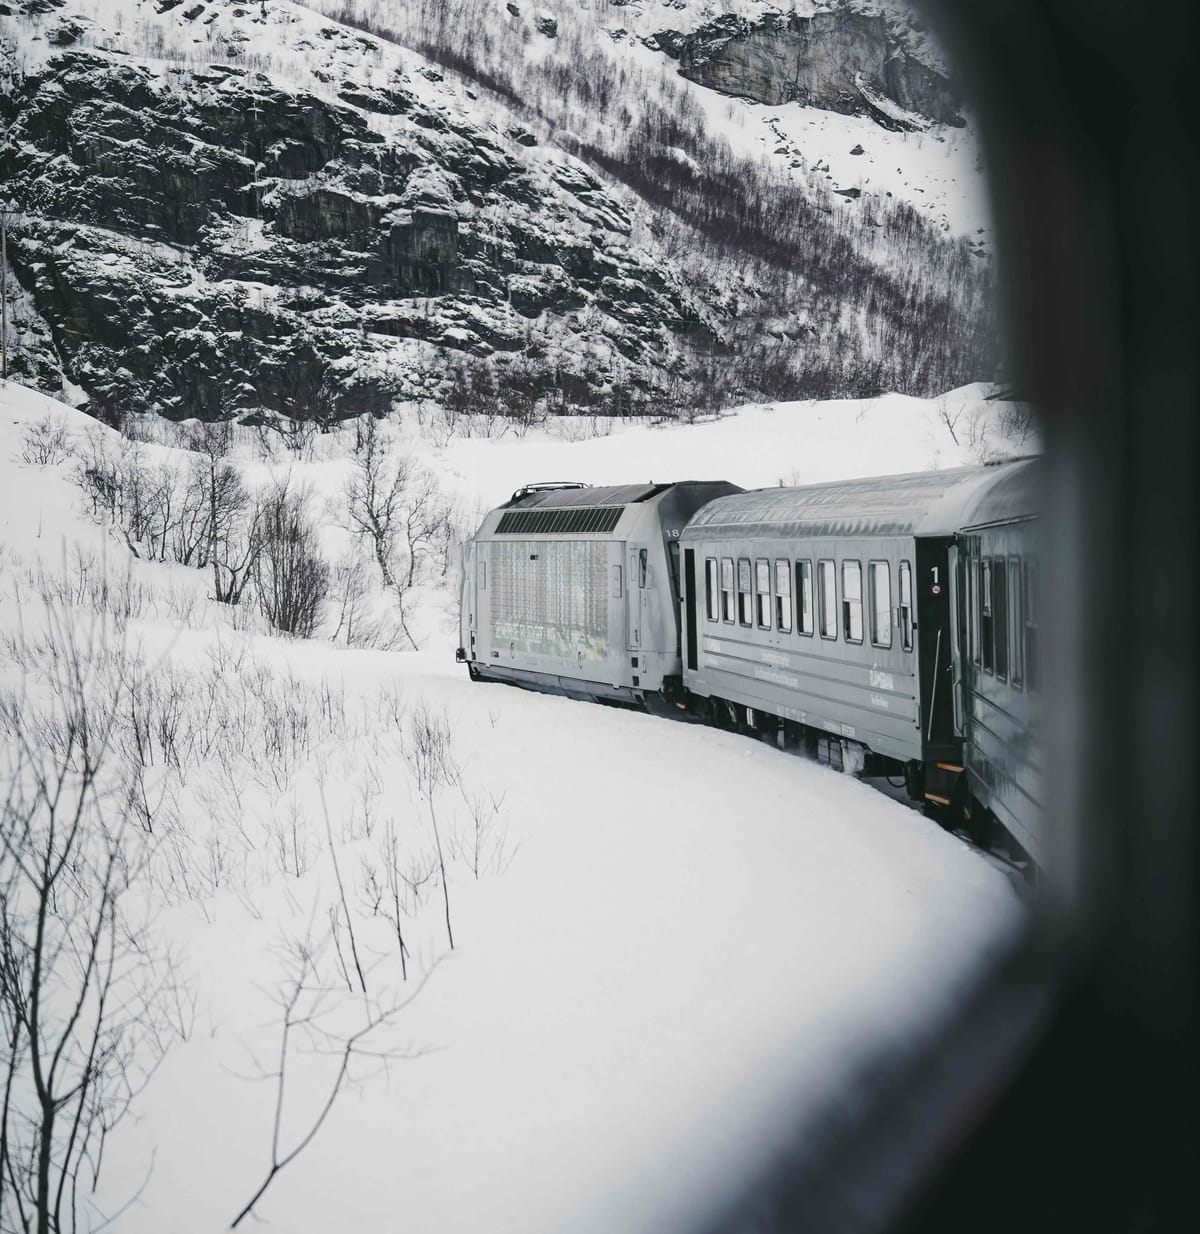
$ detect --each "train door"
[684,548,698,672]
[915,537,961,762]
[475,543,489,661]
[627,545,649,652]
[948,543,965,736]
[461,540,476,658]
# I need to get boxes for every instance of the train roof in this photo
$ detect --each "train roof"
[682,458,1040,542]
[475,480,741,541]
[956,457,1041,530]
[503,482,668,509]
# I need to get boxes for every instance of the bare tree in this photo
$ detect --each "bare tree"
[254,476,328,638]
[342,420,419,649]
[187,424,259,605]
[228,934,430,1229]
[0,602,182,1234]
[399,469,453,590]
[343,417,407,592]
[937,395,965,446]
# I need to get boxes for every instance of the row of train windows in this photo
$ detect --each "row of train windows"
[965,555,1040,692]
[703,556,915,651]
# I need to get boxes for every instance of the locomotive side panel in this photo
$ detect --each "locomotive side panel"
[460,482,740,702]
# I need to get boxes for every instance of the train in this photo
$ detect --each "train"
[456,462,1041,869]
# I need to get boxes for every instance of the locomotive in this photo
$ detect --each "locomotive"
[457,461,1041,867]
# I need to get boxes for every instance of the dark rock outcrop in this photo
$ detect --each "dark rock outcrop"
[658,8,963,129]
[0,43,710,421]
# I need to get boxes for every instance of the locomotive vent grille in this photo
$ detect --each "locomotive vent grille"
[496,506,624,535]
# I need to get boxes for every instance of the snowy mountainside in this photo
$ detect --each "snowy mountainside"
[0,376,1023,1234]
[1,0,996,424]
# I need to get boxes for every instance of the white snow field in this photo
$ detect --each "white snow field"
[0,380,1024,1233]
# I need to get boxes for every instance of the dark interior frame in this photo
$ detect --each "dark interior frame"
[694,1,1198,1230]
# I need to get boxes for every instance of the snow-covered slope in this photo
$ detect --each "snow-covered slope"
[0,378,1025,1232]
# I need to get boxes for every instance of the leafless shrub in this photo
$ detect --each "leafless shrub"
[402,704,460,951]
[328,554,406,651]
[254,476,328,638]
[18,412,69,466]
[75,428,122,525]
[228,934,430,1229]
[276,416,316,461]
[266,800,314,880]
[996,400,1037,447]
[187,427,260,606]
[451,785,514,879]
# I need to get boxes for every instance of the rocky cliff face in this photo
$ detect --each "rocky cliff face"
[653,7,962,128]
[0,0,994,424]
[1,16,711,421]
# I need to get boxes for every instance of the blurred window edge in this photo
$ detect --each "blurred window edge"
[694,1,1199,1231]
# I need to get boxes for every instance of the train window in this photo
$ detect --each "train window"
[1024,559,1040,692]
[1010,555,1023,688]
[967,557,980,666]
[798,560,814,636]
[898,561,913,651]
[981,558,994,674]
[480,560,487,590]
[818,560,836,638]
[721,558,734,622]
[842,561,864,644]
[668,541,680,600]
[638,548,648,590]
[994,559,1008,681]
[737,558,753,626]
[774,560,792,633]
[755,559,771,628]
[869,560,892,648]
[705,558,719,622]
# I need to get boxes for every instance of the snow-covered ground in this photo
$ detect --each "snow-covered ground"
[0,379,1025,1232]
[434,383,1029,516]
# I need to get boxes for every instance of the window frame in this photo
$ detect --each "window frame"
[869,559,893,649]
[797,559,815,637]
[994,556,1009,681]
[899,560,914,652]
[818,559,837,640]
[705,557,719,623]
[1009,554,1023,689]
[737,557,753,627]
[774,558,793,633]
[842,559,864,645]
[981,557,994,675]
[1024,558,1040,694]
[720,557,735,624]
[755,557,772,630]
